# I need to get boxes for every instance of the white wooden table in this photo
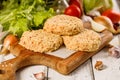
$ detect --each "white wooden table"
[22,1,120,80]
[0,0,120,80]
[12,34,119,80]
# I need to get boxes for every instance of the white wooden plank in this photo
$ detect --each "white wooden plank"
[48,59,94,80]
[16,65,48,80]
[92,36,120,80]
[92,0,120,79]
[0,44,48,80]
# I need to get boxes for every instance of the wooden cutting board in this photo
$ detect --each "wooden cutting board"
[0,30,113,80]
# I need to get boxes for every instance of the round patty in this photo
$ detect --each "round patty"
[43,14,84,36]
[19,29,63,53]
[62,29,101,52]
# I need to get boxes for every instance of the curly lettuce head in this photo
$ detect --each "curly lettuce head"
[0,0,55,37]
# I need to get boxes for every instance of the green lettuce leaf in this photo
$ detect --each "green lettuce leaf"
[33,8,54,27]
[0,0,55,37]
[8,18,29,37]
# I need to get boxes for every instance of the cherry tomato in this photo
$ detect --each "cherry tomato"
[102,9,120,23]
[64,4,82,18]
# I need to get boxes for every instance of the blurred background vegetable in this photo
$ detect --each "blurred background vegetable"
[64,4,82,18]
[0,0,55,37]
[69,0,81,8]
[64,0,82,18]
[102,9,120,23]
[102,9,120,31]
[83,0,113,15]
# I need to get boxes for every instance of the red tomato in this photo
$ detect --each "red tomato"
[102,9,120,23]
[64,4,82,18]
[69,0,83,15]
[69,0,80,8]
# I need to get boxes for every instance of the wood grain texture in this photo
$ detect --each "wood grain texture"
[0,30,113,80]
[48,60,94,80]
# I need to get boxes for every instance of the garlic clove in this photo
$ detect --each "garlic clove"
[81,15,93,22]
[90,20,106,32]
[94,16,118,34]
[34,72,45,80]
[108,46,120,58]
[94,61,104,70]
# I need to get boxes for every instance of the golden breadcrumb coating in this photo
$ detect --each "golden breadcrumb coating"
[43,14,84,36]
[62,29,101,52]
[19,29,63,53]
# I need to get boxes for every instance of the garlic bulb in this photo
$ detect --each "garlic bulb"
[108,46,120,58]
